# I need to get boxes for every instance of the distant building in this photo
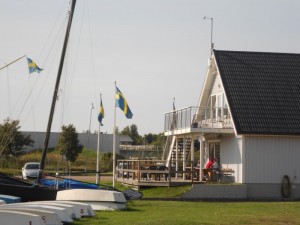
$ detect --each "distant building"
[21,131,133,154]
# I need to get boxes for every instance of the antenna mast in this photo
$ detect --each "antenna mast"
[203,16,214,56]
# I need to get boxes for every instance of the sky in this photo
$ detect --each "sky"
[1,0,300,136]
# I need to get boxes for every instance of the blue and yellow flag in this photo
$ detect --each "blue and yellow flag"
[116,86,133,119]
[98,97,105,126]
[27,57,43,73]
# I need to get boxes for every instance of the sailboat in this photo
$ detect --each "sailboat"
[0,0,77,202]
[0,0,127,210]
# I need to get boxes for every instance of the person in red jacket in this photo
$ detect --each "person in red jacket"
[202,156,214,181]
[205,156,214,169]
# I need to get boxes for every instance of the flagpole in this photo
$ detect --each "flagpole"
[112,81,117,188]
[0,55,26,71]
[96,93,101,184]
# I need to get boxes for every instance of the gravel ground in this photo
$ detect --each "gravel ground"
[59,175,113,182]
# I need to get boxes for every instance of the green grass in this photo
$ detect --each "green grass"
[141,185,191,198]
[1,148,111,175]
[72,200,300,225]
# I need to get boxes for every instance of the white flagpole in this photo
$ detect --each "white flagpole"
[96,93,101,184]
[112,82,117,188]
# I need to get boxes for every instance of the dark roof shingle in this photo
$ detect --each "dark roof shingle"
[214,49,300,135]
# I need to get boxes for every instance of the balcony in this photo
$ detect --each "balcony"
[164,106,234,134]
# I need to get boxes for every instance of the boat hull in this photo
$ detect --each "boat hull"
[0,173,57,202]
[56,189,127,211]
[0,183,57,202]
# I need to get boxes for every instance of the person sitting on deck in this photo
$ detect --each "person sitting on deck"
[205,156,214,169]
[210,158,220,182]
[202,156,214,181]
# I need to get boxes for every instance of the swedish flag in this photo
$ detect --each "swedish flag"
[98,98,105,126]
[27,57,43,73]
[116,86,133,119]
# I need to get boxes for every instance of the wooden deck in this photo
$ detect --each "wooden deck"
[116,159,202,189]
[116,177,202,188]
[116,159,234,189]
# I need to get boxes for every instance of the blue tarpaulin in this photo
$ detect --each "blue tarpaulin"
[39,178,99,189]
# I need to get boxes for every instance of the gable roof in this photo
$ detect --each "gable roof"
[214,49,300,136]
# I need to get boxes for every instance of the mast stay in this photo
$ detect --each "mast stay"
[39,0,77,178]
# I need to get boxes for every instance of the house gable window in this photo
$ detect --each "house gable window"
[206,92,228,119]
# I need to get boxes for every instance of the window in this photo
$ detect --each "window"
[207,92,228,118]
[208,142,220,161]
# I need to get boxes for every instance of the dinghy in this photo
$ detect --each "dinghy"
[0,208,62,225]
[20,201,80,219]
[0,203,73,223]
[43,200,95,217]
[56,189,127,211]
[0,210,44,225]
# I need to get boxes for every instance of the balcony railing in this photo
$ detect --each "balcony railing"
[164,106,233,132]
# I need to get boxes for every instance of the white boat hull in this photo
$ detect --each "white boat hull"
[0,208,62,225]
[55,200,95,216]
[0,210,44,225]
[56,189,127,211]
[0,203,73,223]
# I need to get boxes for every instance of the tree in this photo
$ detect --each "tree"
[144,132,165,149]
[56,124,83,166]
[0,118,34,158]
[121,124,142,144]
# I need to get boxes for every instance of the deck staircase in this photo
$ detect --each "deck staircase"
[163,136,192,168]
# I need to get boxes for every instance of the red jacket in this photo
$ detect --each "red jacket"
[205,160,214,169]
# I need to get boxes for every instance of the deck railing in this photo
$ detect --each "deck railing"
[115,159,199,184]
[164,106,233,132]
[115,159,235,186]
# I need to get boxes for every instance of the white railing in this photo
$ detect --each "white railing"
[119,145,159,151]
[164,106,233,132]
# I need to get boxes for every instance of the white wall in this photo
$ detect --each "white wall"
[244,136,300,184]
[220,135,243,183]
[210,74,223,95]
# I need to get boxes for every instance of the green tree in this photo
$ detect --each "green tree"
[56,124,83,169]
[121,124,142,144]
[144,132,165,149]
[0,118,34,158]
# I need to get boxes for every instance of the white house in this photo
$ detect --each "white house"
[164,50,300,199]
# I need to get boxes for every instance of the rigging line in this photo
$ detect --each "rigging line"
[62,0,86,128]
[86,0,98,103]
[32,15,69,131]
[0,119,21,157]
[0,6,68,156]
[19,20,69,133]
[23,1,68,134]
[9,71,37,121]
[43,17,69,68]
[32,21,67,110]
[38,1,68,65]
[5,67,12,117]
[3,17,68,135]
[0,72,23,153]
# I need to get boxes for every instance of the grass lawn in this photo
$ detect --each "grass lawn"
[73,200,300,225]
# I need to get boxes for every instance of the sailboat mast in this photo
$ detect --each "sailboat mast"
[39,0,77,176]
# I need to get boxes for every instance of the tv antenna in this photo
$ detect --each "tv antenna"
[203,16,214,56]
